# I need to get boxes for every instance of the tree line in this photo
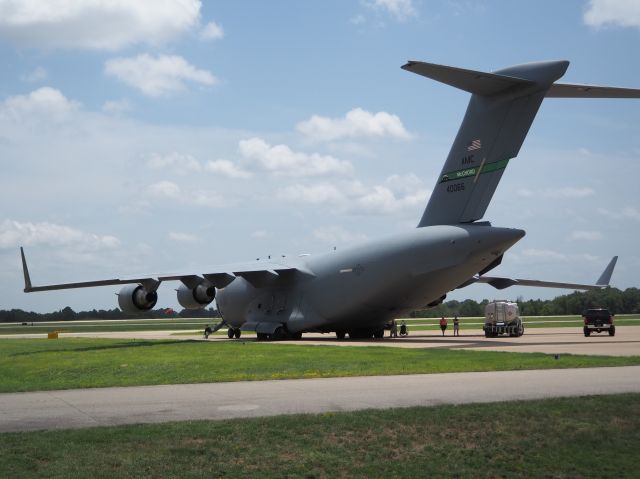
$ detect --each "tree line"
[411,287,640,318]
[0,306,220,323]
[1,287,639,323]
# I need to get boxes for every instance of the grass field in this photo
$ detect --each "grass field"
[1,338,639,393]
[1,393,638,478]
[0,318,215,335]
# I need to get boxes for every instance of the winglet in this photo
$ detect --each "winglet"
[20,247,33,292]
[596,256,618,286]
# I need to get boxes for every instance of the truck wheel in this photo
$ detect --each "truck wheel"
[584,329,590,337]
[609,326,615,337]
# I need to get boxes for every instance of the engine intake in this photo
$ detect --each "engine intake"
[118,284,158,314]
[177,283,216,310]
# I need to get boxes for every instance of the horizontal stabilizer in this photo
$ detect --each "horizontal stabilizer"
[547,83,640,98]
[401,61,536,96]
[474,256,618,291]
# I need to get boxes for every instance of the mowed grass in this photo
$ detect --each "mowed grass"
[1,338,639,393]
[0,318,214,335]
[1,394,639,478]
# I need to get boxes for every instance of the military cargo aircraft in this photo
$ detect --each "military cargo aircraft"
[21,60,639,339]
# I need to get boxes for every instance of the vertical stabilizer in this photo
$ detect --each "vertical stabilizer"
[403,60,570,227]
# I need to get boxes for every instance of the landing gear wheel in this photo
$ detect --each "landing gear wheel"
[227,328,235,339]
[234,328,241,339]
[336,331,346,340]
[257,332,269,341]
[373,329,384,339]
[272,327,286,341]
[291,332,302,340]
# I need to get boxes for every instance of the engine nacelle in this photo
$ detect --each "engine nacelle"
[177,283,216,310]
[117,284,158,314]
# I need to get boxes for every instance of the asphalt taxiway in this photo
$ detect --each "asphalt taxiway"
[4,325,639,356]
[1,366,639,432]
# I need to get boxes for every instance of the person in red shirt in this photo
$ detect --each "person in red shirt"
[439,316,448,336]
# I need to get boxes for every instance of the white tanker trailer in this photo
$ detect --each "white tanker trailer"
[483,300,524,338]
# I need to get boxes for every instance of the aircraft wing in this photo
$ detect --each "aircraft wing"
[472,256,618,291]
[20,247,315,293]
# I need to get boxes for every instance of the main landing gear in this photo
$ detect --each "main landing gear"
[227,327,241,339]
[256,327,303,341]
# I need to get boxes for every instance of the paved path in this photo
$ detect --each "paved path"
[2,366,639,433]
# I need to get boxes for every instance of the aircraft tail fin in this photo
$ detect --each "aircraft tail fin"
[404,60,569,227]
[596,256,618,286]
[20,247,33,293]
[404,60,640,227]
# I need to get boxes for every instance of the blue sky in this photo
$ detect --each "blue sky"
[0,0,639,313]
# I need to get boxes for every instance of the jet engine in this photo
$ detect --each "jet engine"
[117,284,158,314]
[177,283,216,310]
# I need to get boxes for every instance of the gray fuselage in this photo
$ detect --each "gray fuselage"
[216,224,525,334]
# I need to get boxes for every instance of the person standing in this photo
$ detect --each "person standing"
[453,315,460,336]
[439,316,448,336]
[390,320,398,338]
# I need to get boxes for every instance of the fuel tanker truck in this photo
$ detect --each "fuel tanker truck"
[483,300,524,338]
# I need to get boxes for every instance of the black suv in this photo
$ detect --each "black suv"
[582,308,615,337]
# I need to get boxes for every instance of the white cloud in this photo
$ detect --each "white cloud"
[146,152,202,175]
[204,159,252,179]
[570,230,603,241]
[0,0,201,50]
[145,181,225,208]
[277,175,429,216]
[251,230,268,239]
[105,54,217,97]
[521,248,568,261]
[584,0,640,28]
[168,231,199,243]
[21,66,47,83]
[0,219,119,250]
[597,206,640,221]
[200,20,224,40]
[313,225,368,244]
[296,108,411,142]
[516,186,594,199]
[102,99,132,114]
[0,87,79,121]
[146,154,252,179]
[278,184,345,205]
[147,180,181,199]
[238,137,353,177]
[366,0,417,20]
